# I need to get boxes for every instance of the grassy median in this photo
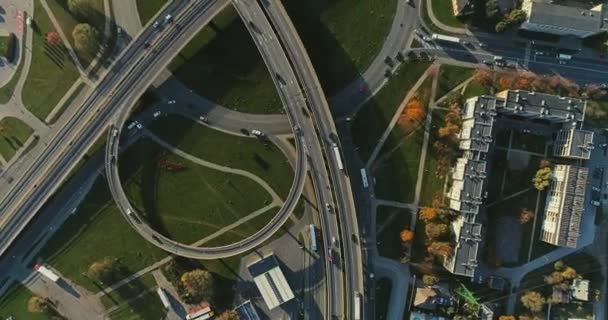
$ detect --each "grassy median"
[0,117,34,162]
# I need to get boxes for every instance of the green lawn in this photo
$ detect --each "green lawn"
[37,176,168,292]
[430,0,466,28]
[436,64,474,100]
[0,284,48,320]
[149,114,294,199]
[418,110,448,206]
[44,0,106,66]
[22,0,80,121]
[101,274,166,320]
[370,76,435,203]
[48,82,86,124]
[376,206,413,260]
[0,117,34,162]
[169,6,283,114]
[0,36,9,56]
[462,80,491,99]
[284,0,397,95]
[352,61,431,162]
[121,139,273,245]
[136,0,168,24]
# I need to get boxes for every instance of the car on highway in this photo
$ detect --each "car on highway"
[127,121,138,130]
[164,14,173,24]
[325,202,332,213]
[199,116,208,123]
[153,111,161,118]
[168,100,176,104]
[153,21,160,29]
[327,249,333,262]
[251,129,264,137]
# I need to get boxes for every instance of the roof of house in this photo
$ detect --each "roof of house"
[555,129,594,159]
[552,287,571,304]
[449,158,487,215]
[572,279,590,301]
[248,255,295,310]
[497,90,586,123]
[460,96,497,153]
[446,220,482,277]
[527,2,603,32]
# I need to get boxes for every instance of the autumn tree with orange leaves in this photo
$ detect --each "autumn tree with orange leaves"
[397,93,426,133]
[400,229,414,243]
[419,207,438,223]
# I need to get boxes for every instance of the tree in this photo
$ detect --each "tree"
[398,95,425,132]
[180,269,214,303]
[508,9,527,24]
[518,209,534,224]
[485,0,500,18]
[520,291,546,312]
[419,207,438,223]
[544,271,564,285]
[585,100,608,121]
[72,23,98,53]
[216,310,240,320]
[532,167,552,191]
[422,274,439,286]
[427,241,452,257]
[561,266,578,279]
[495,21,508,33]
[438,123,460,139]
[554,260,565,271]
[425,223,449,240]
[539,159,551,169]
[27,296,51,314]
[498,316,517,320]
[400,229,414,243]
[87,257,120,284]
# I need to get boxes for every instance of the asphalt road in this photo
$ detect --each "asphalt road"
[0,0,205,258]
[104,0,309,260]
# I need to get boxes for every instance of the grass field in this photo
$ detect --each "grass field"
[462,79,492,99]
[136,0,169,24]
[436,64,473,100]
[284,0,397,95]
[149,114,294,199]
[0,117,34,162]
[44,0,106,66]
[351,61,431,162]
[430,0,466,28]
[371,76,434,203]
[38,176,168,292]
[22,0,80,121]
[169,6,283,114]
[101,274,166,320]
[0,284,47,320]
[0,36,9,56]
[418,110,448,206]
[376,206,412,261]
[122,140,274,245]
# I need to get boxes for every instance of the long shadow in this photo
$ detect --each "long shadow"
[100,265,160,319]
[282,0,368,98]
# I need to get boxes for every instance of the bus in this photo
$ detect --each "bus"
[35,264,59,282]
[331,143,344,170]
[354,292,361,320]
[360,168,369,188]
[431,33,461,44]
[157,288,170,309]
[309,224,317,252]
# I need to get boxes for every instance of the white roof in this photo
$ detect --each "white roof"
[249,256,295,310]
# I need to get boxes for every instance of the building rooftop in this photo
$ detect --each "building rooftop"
[248,255,295,310]
[497,90,586,123]
[572,279,590,301]
[460,96,497,153]
[541,165,588,248]
[554,129,594,159]
[552,287,571,304]
[235,300,261,320]
[449,158,487,215]
[527,2,603,33]
[444,219,482,277]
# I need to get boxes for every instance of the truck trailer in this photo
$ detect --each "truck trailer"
[431,34,461,44]
[35,264,59,282]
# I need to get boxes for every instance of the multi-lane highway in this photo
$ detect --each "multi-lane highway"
[0,0,220,258]
[257,1,365,319]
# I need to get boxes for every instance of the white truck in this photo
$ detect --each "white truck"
[331,143,344,170]
[35,264,60,282]
[431,34,461,44]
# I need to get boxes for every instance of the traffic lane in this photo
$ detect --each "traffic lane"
[0,0,222,255]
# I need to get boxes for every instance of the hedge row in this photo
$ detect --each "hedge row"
[5,33,16,62]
